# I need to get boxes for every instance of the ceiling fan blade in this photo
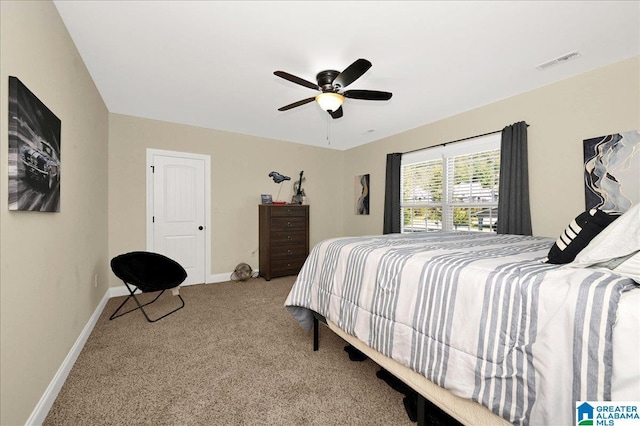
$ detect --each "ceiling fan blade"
[329,106,343,119]
[343,89,393,101]
[277,97,316,111]
[333,59,372,89]
[274,71,320,90]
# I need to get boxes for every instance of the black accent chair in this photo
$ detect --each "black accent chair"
[110,251,187,323]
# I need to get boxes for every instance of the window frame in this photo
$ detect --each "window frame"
[400,133,501,233]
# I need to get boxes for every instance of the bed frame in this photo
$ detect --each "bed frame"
[312,313,509,426]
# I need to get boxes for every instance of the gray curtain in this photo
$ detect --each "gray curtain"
[497,121,532,235]
[383,153,402,234]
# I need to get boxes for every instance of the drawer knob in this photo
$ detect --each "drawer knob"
[287,235,292,240]
[287,249,292,255]
[287,221,292,227]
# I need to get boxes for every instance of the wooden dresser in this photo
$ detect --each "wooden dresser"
[259,204,309,281]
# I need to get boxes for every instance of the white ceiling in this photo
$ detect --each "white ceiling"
[53,1,639,151]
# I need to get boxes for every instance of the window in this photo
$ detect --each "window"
[401,134,500,233]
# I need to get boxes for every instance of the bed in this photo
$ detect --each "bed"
[284,209,640,426]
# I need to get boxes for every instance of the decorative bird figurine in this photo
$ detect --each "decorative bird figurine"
[269,171,291,184]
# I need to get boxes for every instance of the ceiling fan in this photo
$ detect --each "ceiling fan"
[274,58,392,119]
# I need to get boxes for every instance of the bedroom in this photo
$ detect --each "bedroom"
[0,1,638,425]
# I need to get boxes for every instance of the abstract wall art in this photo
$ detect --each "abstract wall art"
[355,173,370,215]
[8,76,61,212]
[583,130,639,212]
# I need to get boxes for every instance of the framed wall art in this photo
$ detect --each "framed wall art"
[583,130,639,212]
[8,76,61,212]
[355,173,370,215]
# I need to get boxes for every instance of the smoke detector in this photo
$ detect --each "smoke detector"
[536,50,581,70]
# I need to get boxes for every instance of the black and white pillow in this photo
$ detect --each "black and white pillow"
[545,209,621,264]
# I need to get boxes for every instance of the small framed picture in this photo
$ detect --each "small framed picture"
[261,194,273,204]
[355,174,370,215]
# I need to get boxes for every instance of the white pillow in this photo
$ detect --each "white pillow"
[569,203,640,283]
[610,251,640,283]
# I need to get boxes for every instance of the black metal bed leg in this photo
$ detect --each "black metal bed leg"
[417,393,427,426]
[313,316,319,351]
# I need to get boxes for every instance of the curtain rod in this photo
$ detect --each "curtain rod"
[402,129,502,155]
[401,123,529,155]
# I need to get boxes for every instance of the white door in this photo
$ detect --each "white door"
[147,150,210,285]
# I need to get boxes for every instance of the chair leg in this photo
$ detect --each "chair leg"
[135,293,185,323]
[109,286,164,321]
[109,283,185,322]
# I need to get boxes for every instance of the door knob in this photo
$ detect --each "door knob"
[198,226,204,230]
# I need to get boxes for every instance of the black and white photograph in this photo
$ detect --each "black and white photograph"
[8,76,61,212]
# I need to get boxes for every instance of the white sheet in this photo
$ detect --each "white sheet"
[611,289,640,400]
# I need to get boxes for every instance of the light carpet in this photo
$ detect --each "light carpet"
[43,276,415,425]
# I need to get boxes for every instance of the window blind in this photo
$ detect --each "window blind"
[401,134,500,233]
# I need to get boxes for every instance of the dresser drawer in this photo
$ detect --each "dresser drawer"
[270,258,306,276]
[270,217,306,232]
[270,244,307,260]
[270,230,306,245]
[270,206,307,217]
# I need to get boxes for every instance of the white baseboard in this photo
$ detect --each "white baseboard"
[25,290,111,426]
[26,269,246,425]
[209,271,235,283]
[109,270,242,297]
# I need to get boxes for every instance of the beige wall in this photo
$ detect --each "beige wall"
[342,57,640,238]
[1,1,638,424]
[108,114,344,286]
[0,1,109,425]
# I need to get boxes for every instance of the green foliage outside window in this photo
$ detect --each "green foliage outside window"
[401,146,500,233]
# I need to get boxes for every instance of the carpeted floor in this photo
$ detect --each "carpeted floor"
[43,277,421,425]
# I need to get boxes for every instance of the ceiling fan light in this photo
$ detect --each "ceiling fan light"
[315,93,344,112]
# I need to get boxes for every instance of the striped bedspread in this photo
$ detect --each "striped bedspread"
[284,232,637,426]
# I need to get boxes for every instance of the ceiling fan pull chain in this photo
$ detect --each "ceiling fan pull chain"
[326,113,331,145]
